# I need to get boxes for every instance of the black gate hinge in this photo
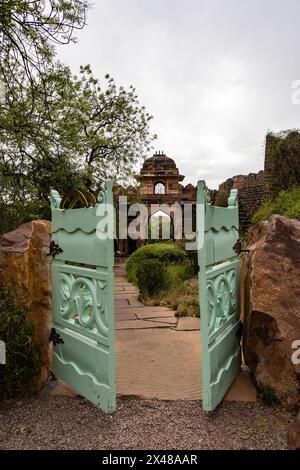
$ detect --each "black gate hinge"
[49,327,64,346]
[233,239,250,255]
[47,240,63,259]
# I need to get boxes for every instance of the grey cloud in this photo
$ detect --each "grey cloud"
[57,0,300,188]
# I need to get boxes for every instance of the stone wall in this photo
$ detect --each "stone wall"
[219,170,264,192]
[238,185,265,233]
[218,171,265,232]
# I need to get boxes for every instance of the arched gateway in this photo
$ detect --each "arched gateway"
[115,152,197,254]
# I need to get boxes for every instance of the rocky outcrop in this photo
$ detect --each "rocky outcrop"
[0,220,51,390]
[241,215,300,410]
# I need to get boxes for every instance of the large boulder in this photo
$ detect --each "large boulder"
[241,215,300,411]
[288,411,300,450]
[0,220,51,390]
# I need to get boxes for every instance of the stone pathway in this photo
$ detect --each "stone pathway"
[114,263,257,403]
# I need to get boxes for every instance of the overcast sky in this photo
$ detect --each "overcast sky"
[57,0,300,189]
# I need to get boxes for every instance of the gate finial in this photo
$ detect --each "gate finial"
[50,190,62,210]
[228,188,238,207]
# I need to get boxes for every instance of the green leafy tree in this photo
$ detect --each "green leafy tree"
[266,130,300,194]
[0,63,154,208]
[0,0,88,98]
[0,2,156,233]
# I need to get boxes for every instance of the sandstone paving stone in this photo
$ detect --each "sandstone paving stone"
[115,299,130,309]
[115,310,137,321]
[143,316,178,325]
[115,292,139,299]
[116,329,202,400]
[135,307,175,319]
[127,297,144,307]
[116,319,172,330]
[176,317,200,331]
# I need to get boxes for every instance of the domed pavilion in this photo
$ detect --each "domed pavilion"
[136,151,197,219]
[138,151,185,196]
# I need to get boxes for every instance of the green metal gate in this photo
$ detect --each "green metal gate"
[50,182,116,413]
[197,180,241,411]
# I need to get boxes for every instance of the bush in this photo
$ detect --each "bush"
[266,130,300,194]
[215,189,229,207]
[252,186,300,224]
[136,259,169,296]
[143,278,200,318]
[0,285,41,402]
[126,242,187,283]
[167,264,194,283]
[175,239,198,275]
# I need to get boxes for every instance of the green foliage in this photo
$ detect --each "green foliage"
[0,286,41,401]
[136,259,169,296]
[0,1,88,96]
[175,239,198,275]
[0,2,155,235]
[127,242,197,316]
[0,64,155,232]
[0,200,50,236]
[266,130,300,194]
[252,186,300,223]
[143,278,199,318]
[167,264,194,284]
[215,189,229,207]
[126,242,187,283]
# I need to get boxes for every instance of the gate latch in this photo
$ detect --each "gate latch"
[49,327,64,346]
[233,239,250,255]
[47,240,63,259]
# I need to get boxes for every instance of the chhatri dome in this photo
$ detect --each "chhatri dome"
[140,151,180,176]
[138,151,185,195]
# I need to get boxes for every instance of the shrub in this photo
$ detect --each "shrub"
[252,186,300,224]
[0,285,41,402]
[143,278,200,318]
[266,130,300,194]
[167,264,194,283]
[215,189,229,207]
[175,239,198,275]
[136,259,169,296]
[126,242,187,283]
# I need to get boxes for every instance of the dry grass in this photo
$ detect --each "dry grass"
[142,277,199,318]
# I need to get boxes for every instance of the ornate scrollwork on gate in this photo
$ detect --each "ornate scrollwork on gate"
[59,273,109,338]
[206,268,237,334]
